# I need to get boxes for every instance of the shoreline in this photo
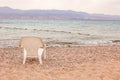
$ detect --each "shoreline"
[0,39,120,48]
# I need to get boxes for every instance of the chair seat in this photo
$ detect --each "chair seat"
[25,48,44,57]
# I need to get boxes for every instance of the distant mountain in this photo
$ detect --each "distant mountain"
[0,7,120,20]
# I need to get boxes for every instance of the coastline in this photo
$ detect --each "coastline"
[0,45,120,80]
[0,39,120,48]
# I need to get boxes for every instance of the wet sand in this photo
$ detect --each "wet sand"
[0,46,120,80]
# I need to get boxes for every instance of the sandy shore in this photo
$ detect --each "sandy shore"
[0,46,120,80]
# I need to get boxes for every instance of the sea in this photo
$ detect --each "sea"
[0,19,120,47]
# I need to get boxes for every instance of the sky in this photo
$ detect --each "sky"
[0,0,120,15]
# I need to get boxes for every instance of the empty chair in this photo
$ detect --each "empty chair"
[19,36,46,64]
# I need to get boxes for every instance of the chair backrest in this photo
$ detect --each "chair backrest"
[19,36,45,57]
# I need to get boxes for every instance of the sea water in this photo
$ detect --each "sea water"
[0,19,120,46]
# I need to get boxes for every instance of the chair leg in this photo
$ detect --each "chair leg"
[23,48,27,64]
[43,49,46,59]
[38,48,43,64]
[38,55,42,64]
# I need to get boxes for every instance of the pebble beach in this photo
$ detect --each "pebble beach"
[0,45,120,80]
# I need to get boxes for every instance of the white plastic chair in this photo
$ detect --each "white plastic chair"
[19,36,46,64]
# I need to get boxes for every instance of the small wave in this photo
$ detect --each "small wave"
[77,40,114,45]
[47,41,74,45]
[77,33,90,36]
[33,29,71,33]
[112,40,120,43]
[45,40,120,46]
[1,27,29,30]
[2,26,91,36]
